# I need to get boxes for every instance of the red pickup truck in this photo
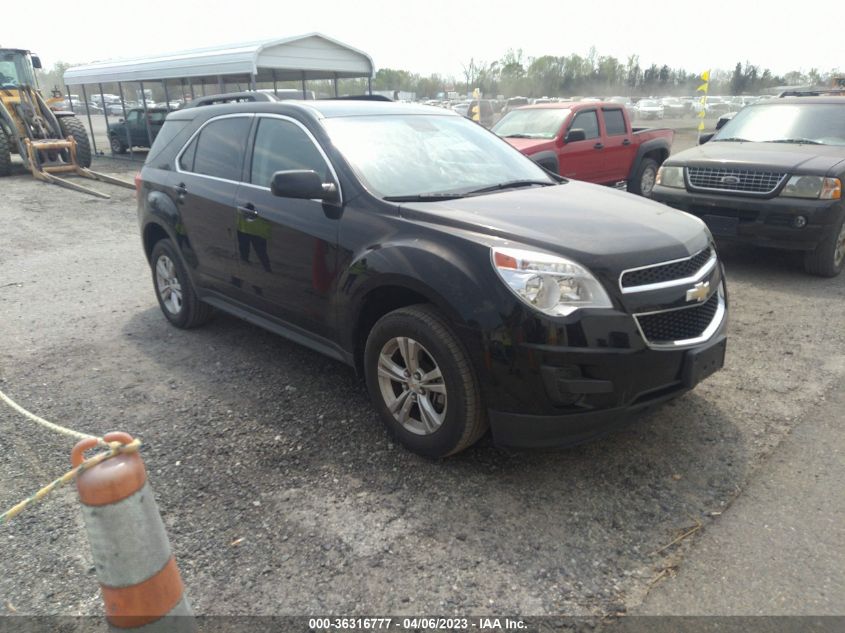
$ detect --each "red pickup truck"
[492,101,674,197]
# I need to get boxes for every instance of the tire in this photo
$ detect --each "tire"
[0,126,11,177]
[110,134,127,154]
[149,239,214,329]
[364,304,487,458]
[803,214,845,277]
[628,157,659,197]
[58,116,92,167]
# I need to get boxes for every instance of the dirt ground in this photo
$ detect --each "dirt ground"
[1,138,843,619]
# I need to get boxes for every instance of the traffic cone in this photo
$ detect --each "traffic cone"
[72,432,195,632]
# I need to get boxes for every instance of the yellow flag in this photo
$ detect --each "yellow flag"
[700,70,710,82]
[472,88,480,99]
[698,120,706,131]
[698,109,706,118]
[697,82,709,92]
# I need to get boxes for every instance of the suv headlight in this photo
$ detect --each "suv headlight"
[656,165,685,188]
[491,247,612,316]
[780,176,841,200]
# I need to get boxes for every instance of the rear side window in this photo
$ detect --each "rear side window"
[147,120,189,164]
[191,117,252,181]
[571,110,599,139]
[603,109,627,136]
[179,136,197,171]
[250,118,331,187]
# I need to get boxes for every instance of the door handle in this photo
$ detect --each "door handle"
[622,139,631,145]
[594,142,604,150]
[237,203,259,220]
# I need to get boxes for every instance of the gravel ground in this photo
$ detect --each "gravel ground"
[1,153,843,618]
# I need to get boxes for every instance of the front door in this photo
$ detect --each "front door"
[233,115,340,339]
[559,109,605,183]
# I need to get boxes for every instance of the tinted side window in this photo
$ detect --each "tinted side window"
[571,111,599,140]
[603,109,627,136]
[250,118,330,187]
[192,117,252,181]
[179,136,197,171]
[147,120,189,165]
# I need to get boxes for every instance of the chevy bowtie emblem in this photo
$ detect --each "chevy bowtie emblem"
[686,281,710,303]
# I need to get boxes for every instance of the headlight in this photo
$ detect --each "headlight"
[780,176,841,200]
[656,165,685,188]
[491,247,612,316]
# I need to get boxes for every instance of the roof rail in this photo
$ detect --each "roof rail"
[778,89,845,98]
[181,91,278,109]
[329,94,392,101]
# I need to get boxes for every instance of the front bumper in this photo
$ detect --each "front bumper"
[486,333,726,448]
[652,185,844,251]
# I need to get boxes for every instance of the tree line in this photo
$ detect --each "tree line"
[37,48,842,102]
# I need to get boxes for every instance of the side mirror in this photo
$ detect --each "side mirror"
[31,56,42,70]
[271,170,338,202]
[564,128,587,143]
[699,132,715,145]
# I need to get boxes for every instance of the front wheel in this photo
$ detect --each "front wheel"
[150,239,213,328]
[628,157,659,197]
[364,305,487,458]
[57,116,92,167]
[804,215,845,277]
[110,134,127,154]
[0,126,12,177]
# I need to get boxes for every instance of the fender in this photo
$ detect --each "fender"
[338,237,505,354]
[140,189,198,273]
[627,138,670,182]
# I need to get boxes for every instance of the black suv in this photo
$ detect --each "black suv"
[652,96,845,277]
[137,100,727,457]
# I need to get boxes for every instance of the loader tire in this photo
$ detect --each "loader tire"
[58,116,92,168]
[0,127,11,177]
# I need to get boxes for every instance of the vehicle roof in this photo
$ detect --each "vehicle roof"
[517,101,624,111]
[167,99,458,120]
[769,96,845,105]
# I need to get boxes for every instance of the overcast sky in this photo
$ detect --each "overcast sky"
[7,0,841,78]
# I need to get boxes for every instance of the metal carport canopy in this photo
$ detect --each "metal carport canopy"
[62,32,374,85]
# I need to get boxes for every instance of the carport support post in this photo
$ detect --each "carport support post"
[118,82,133,160]
[272,70,277,96]
[333,73,339,97]
[80,84,99,156]
[98,84,110,157]
[163,80,170,112]
[188,80,195,100]
[217,75,224,94]
[250,74,256,92]
[301,71,307,99]
[65,85,75,113]
[139,81,154,149]
[367,77,372,95]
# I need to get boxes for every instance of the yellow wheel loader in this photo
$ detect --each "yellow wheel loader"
[0,48,132,198]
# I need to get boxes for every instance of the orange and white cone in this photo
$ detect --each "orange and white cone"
[72,432,195,632]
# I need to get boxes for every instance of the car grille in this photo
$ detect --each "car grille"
[621,247,712,289]
[636,292,720,345]
[687,167,786,194]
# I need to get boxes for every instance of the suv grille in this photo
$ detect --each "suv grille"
[636,292,720,344]
[621,247,712,289]
[687,167,786,194]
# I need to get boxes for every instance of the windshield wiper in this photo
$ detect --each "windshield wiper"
[713,137,753,142]
[766,138,823,145]
[383,192,467,202]
[463,180,555,195]
[502,133,539,138]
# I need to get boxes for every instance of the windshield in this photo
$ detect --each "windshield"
[0,51,36,88]
[492,108,571,139]
[323,114,554,198]
[714,103,845,145]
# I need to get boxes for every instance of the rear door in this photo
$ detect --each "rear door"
[559,109,605,183]
[233,114,341,339]
[599,107,637,185]
[171,114,253,292]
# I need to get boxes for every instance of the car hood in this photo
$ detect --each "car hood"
[500,137,556,154]
[397,181,709,279]
[667,141,845,174]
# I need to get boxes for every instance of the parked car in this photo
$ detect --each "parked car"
[660,97,691,118]
[136,100,727,457]
[465,99,494,127]
[452,102,469,117]
[652,96,845,277]
[501,96,530,114]
[492,101,674,196]
[635,99,664,120]
[107,107,168,153]
[607,96,637,120]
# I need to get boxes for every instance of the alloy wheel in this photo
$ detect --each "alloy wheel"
[641,167,656,196]
[377,337,447,435]
[155,254,183,315]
